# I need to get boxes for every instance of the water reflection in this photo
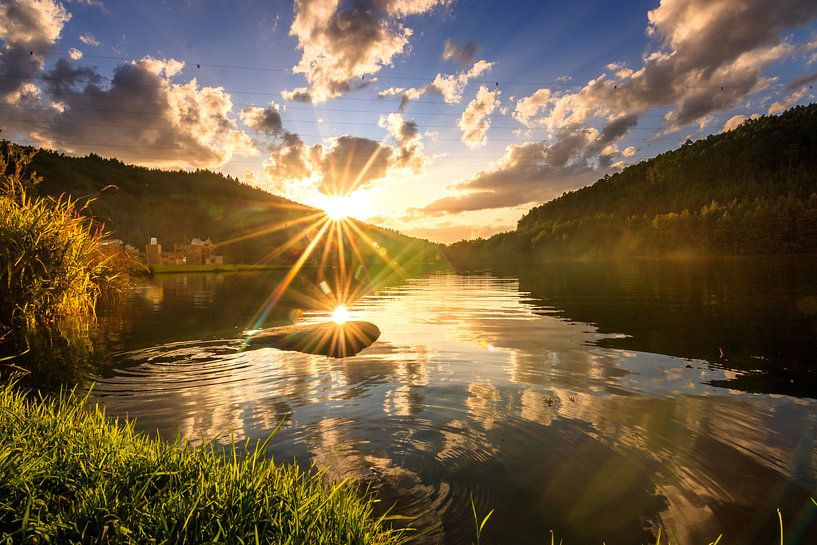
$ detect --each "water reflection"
[91,263,817,544]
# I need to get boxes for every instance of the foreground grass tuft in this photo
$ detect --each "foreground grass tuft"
[0,141,125,341]
[0,382,406,544]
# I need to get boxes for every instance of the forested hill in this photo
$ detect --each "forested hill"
[14,146,439,265]
[447,103,817,265]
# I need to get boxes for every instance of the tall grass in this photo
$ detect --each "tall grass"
[0,381,407,544]
[0,141,125,342]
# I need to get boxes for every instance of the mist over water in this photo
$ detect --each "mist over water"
[90,259,817,544]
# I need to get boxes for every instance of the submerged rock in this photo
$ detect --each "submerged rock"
[243,321,381,358]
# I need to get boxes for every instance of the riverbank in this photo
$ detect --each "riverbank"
[146,263,296,274]
[0,382,405,544]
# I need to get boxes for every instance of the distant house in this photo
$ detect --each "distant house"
[143,237,224,266]
[145,237,162,265]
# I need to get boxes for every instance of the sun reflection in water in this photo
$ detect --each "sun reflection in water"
[332,305,351,324]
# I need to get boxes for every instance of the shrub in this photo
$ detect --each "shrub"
[0,142,125,341]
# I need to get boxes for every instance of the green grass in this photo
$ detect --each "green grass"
[0,142,125,341]
[0,382,407,545]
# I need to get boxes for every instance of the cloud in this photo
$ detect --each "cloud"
[240,102,284,136]
[459,85,500,148]
[420,132,601,215]
[284,0,449,103]
[441,38,478,66]
[68,47,82,60]
[513,88,551,126]
[424,0,817,216]
[622,145,637,157]
[0,0,70,44]
[262,112,426,195]
[317,136,393,194]
[68,0,105,9]
[374,58,496,110]
[5,56,256,168]
[263,132,319,187]
[785,69,817,91]
[78,32,99,46]
[0,0,71,102]
[430,59,494,104]
[514,0,817,132]
[768,86,810,114]
[379,111,424,170]
[722,114,747,132]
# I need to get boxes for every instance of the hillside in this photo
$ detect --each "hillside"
[447,104,817,265]
[5,144,440,267]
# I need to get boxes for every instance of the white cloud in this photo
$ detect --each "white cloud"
[430,59,494,104]
[284,0,449,103]
[240,102,284,135]
[4,55,258,169]
[0,0,71,103]
[459,85,500,148]
[78,32,100,46]
[441,38,478,66]
[426,0,817,215]
[68,47,82,60]
[768,87,810,114]
[262,112,426,195]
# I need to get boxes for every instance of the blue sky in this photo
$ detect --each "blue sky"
[2,0,817,242]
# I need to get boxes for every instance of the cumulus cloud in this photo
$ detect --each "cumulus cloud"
[441,38,478,66]
[423,0,817,216]
[68,47,82,60]
[379,111,424,170]
[78,32,99,46]
[264,130,424,196]
[0,0,71,103]
[514,0,817,133]
[768,86,811,114]
[240,102,284,136]
[374,58,495,109]
[420,131,603,215]
[263,132,317,185]
[459,85,500,148]
[4,55,257,168]
[430,59,494,104]
[284,0,449,103]
[261,112,426,196]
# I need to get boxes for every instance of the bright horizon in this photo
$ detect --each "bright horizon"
[2,0,817,243]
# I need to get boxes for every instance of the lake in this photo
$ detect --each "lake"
[89,258,817,544]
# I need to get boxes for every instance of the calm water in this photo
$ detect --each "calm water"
[89,259,817,544]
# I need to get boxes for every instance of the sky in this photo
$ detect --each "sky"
[1,0,817,243]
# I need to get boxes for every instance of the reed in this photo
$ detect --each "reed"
[0,142,125,341]
[0,381,407,544]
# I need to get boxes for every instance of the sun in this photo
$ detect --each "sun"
[317,193,373,221]
[331,305,351,324]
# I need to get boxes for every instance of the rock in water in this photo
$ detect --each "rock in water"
[243,321,381,357]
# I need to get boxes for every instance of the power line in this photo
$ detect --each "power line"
[4,48,798,90]
[0,114,746,134]
[0,100,759,123]
[0,63,792,95]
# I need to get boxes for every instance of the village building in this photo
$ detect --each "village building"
[144,237,224,266]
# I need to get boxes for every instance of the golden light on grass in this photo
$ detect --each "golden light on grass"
[331,305,350,324]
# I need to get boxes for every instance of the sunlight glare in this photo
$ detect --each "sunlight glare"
[332,305,351,324]
[318,193,373,221]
